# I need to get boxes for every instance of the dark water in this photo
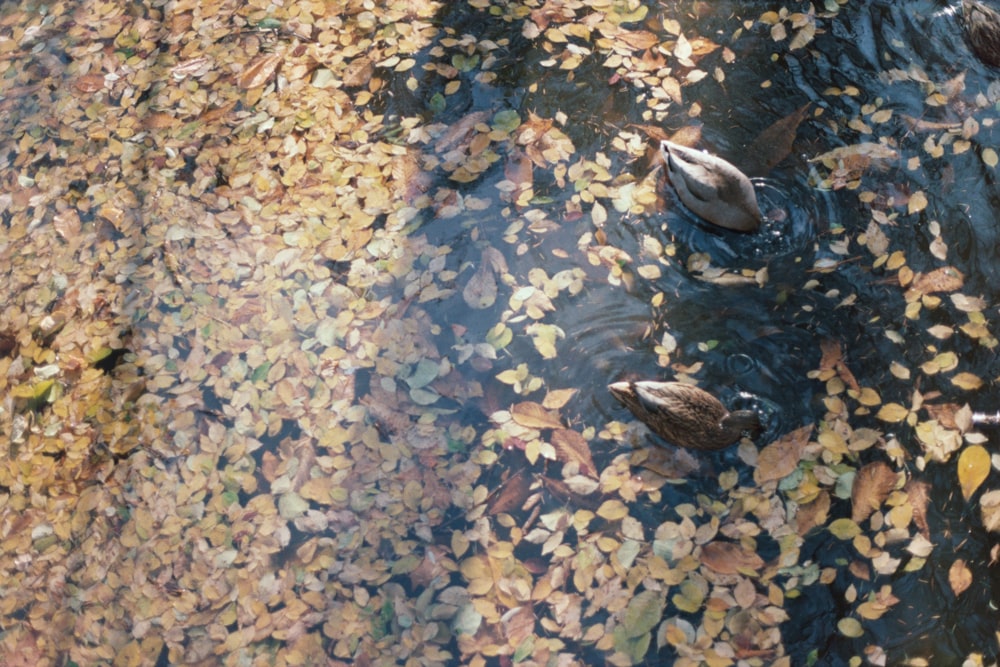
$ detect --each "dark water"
[396,0,1000,663]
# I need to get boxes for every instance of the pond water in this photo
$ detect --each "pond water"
[4,0,1000,664]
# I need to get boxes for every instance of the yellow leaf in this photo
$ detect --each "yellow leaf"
[951,372,983,391]
[828,518,861,540]
[510,401,562,429]
[907,190,928,215]
[948,559,972,596]
[852,387,881,407]
[596,499,629,521]
[837,617,864,638]
[958,444,990,501]
[542,388,577,410]
[876,403,910,423]
[983,147,998,168]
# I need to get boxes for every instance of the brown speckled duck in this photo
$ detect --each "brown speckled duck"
[660,139,763,232]
[609,380,760,451]
[963,0,1000,67]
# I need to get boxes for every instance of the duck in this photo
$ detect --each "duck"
[608,380,760,450]
[660,139,763,232]
[962,0,1000,67]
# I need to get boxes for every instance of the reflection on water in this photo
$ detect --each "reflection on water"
[5,0,1000,663]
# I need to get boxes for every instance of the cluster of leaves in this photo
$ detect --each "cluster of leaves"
[3,0,1000,665]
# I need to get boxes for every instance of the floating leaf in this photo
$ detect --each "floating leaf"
[596,499,629,522]
[910,266,964,294]
[621,590,665,638]
[837,617,864,638]
[951,372,983,391]
[700,541,764,574]
[948,559,972,596]
[238,53,282,89]
[829,518,862,540]
[876,403,910,423]
[980,490,1000,533]
[510,402,562,429]
[550,429,597,478]
[958,444,990,501]
[907,190,928,215]
[754,424,813,484]
[851,461,899,523]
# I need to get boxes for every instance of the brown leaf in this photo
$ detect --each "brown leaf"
[818,339,860,392]
[510,401,563,429]
[851,461,899,523]
[754,424,813,484]
[238,53,282,89]
[487,469,533,515]
[342,56,374,87]
[550,428,597,478]
[795,490,830,536]
[744,103,811,177]
[904,478,931,538]
[73,74,105,93]
[617,29,660,51]
[700,541,764,574]
[909,266,965,294]
[849,560,871,581]
[948,559,972,596]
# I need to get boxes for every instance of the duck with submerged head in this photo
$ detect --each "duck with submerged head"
[963,0,1000,67]
[660,139,763,233]
[609,380,760,451]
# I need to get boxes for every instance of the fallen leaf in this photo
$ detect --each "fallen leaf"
[958,444,990,501]
[904,479,932,537]
[238,53,282,89]
[510,401,563,429]
[754,424,813,484]
[948,559,972,596]
[851,461,899,523]
[980,490,1000,533]
[550,429,597,478]
[795,491,831,536]
[909,267,965,294]
[700,541,765,574]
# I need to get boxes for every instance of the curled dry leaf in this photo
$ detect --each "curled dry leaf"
[851,461,900,523]
[754,424,813,484]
